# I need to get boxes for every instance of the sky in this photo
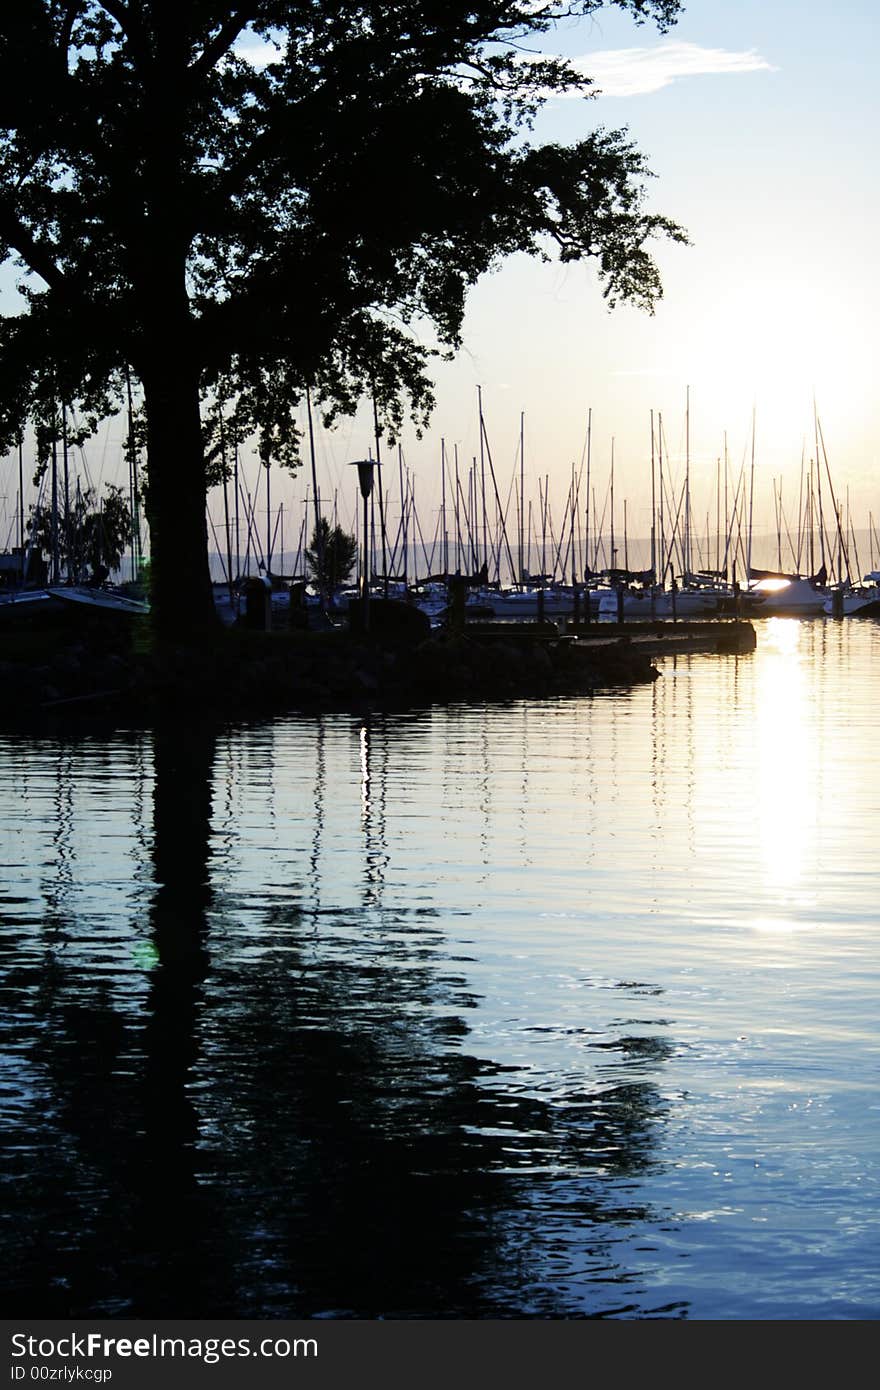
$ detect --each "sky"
[409,0,880,559]
[264,0,880,567]
[2,0,878,570]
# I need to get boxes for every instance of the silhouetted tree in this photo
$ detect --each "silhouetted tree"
[29,482,133,582]
[305,517,358,595]
[0,2,686,638]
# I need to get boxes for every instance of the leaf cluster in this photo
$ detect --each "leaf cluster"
[0,2,686,467]
[305,515,359,592]
[29,479,133,578]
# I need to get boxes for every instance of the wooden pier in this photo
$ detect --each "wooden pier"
[464,618,757,657]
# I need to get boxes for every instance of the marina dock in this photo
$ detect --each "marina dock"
[465,618,757,657]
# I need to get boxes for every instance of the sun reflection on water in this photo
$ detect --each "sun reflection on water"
[756,620,814,902]
[749,916,809,936]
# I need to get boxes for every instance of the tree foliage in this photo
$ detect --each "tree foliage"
[29,482,133,581]
[305,517,358,594]
[0,2,686,634]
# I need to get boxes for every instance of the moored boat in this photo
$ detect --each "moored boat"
[486,585,596,619]
[46,584,150,617]
[746,575,827,616]
[597,583,718,619]
[0,588,65,625]
[823,573,880,617]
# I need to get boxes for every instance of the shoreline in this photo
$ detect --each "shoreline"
[0,616,756,731]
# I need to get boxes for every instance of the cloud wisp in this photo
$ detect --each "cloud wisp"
[230,34,774,100]
[566,41,776,98]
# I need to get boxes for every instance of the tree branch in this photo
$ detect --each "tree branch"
[94,0,133,37]
[188,9,259,83]
[0,201,66,293]
[60,3,82,56]
[94,0,150,64]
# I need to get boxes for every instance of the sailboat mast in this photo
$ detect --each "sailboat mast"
[454,444,462,573]
[306,386,325,604]
[623,497,628,573]
[234,441,240,582]
[795,442,806,574]
[18,431,24,556]
[650,410,656,583]
[776,478,783,572]
[569,461,576,584]
[478,386,487,570]
[813,398,826,573]
[265,450,271,575]
[372,393,389,595]
[50,402,59,584]
[125,369,141,583]
[398,444,407,586]
[441,438,448,576]
[658,413,665,586]
[723,433,729,582]
[685,386,691,578]
[584,407,592,583]
[609,439,616,571]
[62,405,72,580]
[817,413,848,583]
[220,409,233,602]
[519,411,525,585]
[715,454,721,576]
[746,407,756,582]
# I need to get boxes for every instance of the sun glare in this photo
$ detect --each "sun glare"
[756,621,813,895]
[676,274,869,486]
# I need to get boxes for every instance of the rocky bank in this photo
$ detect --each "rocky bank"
[0,615,662,729]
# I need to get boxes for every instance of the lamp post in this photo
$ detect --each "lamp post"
[350,458,376,633]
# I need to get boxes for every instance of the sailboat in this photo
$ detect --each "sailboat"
[822,572,880,617]
[597,396,722,619]
[746,571,828,616]
[45,583,149,618]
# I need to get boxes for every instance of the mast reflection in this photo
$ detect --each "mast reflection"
[2,717,685,1319]
[358,717,389,906]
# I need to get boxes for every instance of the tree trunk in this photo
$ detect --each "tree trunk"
[140,338,217,641]
[136,19,218,643]
[135,183,217,641]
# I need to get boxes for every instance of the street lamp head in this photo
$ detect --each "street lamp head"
[350,458,376,500]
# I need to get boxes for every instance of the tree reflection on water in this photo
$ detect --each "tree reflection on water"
[2,719,684,1319]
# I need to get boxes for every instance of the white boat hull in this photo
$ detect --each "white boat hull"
[597,587,718,618]
[46,585,150,616]
[473,587,600,619]
[823,585,880,616]
[748,577,827,616]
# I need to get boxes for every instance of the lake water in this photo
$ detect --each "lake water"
[2,617,879,1320]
